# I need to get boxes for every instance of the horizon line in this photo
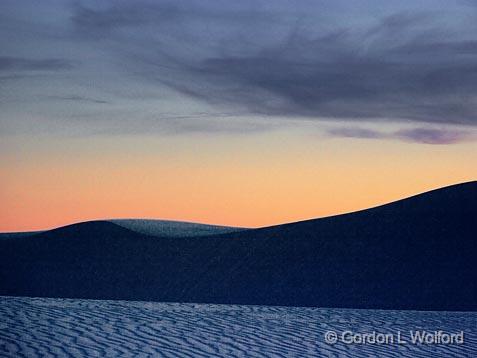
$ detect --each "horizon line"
[1,180,474,235]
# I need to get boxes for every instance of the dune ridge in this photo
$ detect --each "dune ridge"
[110,219,246,238]
[0,181,475,311]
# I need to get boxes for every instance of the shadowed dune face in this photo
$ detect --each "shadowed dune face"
[0,182,475,311]
[0,231,43,239]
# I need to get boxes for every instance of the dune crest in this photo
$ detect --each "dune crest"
[0,181,475,311]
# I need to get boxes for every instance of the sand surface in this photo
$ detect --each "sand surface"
[1,296,476,357]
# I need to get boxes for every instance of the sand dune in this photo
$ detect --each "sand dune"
[110,219,246,238]
[1,296,476,357]
[0,219,243,240]
[0,231,42,239]
[0,181,476,310]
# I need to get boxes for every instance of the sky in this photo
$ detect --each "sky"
[1,0,476,231]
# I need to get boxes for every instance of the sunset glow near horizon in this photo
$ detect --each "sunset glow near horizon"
[2,129,475,232]
[1,0,477,232]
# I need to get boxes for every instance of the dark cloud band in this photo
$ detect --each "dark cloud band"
[69,2,477,127]
[2,0,477,139]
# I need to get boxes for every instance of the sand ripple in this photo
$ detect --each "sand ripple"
[0,297,476,357]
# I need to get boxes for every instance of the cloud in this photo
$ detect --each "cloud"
[151,115,282,135]
[3,0,477,137]
[66,2,477,127]
[70,2,182,38]
[45,95,109,104]
[171,19,477,126]
[0,56,73,72]
[394,127,472,144]
[327,127,386,140]
[327,126,473,145]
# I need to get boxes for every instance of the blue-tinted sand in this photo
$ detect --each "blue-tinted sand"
[1,296,476,357]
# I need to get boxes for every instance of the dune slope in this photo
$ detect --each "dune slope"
[110,219,245,237]
[0,181,475,310]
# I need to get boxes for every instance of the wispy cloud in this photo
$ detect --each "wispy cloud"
[394,127,472,144]
[65,2,477,127]
[2,0,477,136]
[327,127,387,140]
[0,56,73,72]
[45,95,109,104]
[327,126,473,145]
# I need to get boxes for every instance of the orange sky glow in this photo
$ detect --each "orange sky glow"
[1,128,476,232]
